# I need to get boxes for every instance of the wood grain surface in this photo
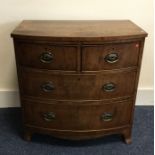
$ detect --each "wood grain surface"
[11,20,147,41]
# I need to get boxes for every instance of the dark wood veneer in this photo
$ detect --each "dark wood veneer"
[16,42,78,70]
[23,100,132,130]
[11,20,147,144]
[82,42,140,70]
[19,68,136,100]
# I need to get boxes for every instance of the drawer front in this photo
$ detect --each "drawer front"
[82,42,140,71]
[16,42,78,70]
[20,68,136,100]
[23,100,132,130]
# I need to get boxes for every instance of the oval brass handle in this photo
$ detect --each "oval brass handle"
[101,113,113,122]
[41,82,55,92]
[105,53,118,63]
[103,83,116,92]
[43,112,55,122]
[40,52,54,63]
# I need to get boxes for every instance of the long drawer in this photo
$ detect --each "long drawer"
[19,68,137,100]
[23,99,133,130]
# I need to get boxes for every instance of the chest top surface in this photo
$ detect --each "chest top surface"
[11,20,147,41]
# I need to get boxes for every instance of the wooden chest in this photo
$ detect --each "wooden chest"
[11,20,147,144]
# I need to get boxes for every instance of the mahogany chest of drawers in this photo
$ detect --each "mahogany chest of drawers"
[11,20,147,144]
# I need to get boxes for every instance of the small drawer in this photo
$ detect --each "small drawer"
[15,42,78,71]
[23,100,132,130]
[82,42,140,71]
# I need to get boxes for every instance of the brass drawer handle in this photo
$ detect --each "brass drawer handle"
[102,83,116,92]
[41,82,55,92]
[40,52,54,63]
[43,112,55,122]
[101,113,113,122]
[105,53,118,63]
